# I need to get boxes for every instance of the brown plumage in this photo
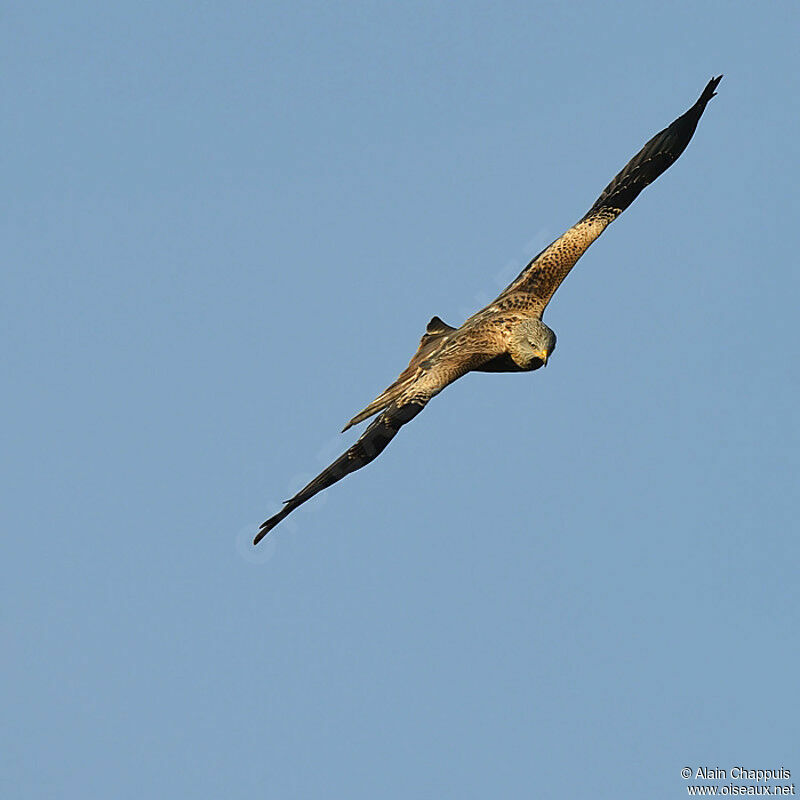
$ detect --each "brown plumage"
[254,76,722,544]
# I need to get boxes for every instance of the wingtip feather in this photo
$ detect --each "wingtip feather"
[253,507,290,544]
[699,75,723,105]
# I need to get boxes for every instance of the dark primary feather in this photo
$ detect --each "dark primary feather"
[495,76,722,315]
[584,75,722,219]
[254,77,721,544]
[253,402,424,544]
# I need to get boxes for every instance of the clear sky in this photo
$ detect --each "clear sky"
[3,2,799,798]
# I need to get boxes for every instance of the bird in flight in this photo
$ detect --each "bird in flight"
[254,76,722,544]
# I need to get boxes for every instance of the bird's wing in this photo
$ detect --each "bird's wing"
[254,324,497,543]
[494,76,722,317]
[254,401,426,544]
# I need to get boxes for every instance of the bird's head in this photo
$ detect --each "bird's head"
[510,318,556,370]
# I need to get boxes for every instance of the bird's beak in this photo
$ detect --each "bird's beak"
[537,350,549,367]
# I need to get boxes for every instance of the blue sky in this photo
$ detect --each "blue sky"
[3,2,799,797]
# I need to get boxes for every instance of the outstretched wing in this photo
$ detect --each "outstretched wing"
[254,401,426,544]
[495,76,722,317]
[254,322,494,543]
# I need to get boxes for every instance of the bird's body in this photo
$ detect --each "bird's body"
[254,76,722,544]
